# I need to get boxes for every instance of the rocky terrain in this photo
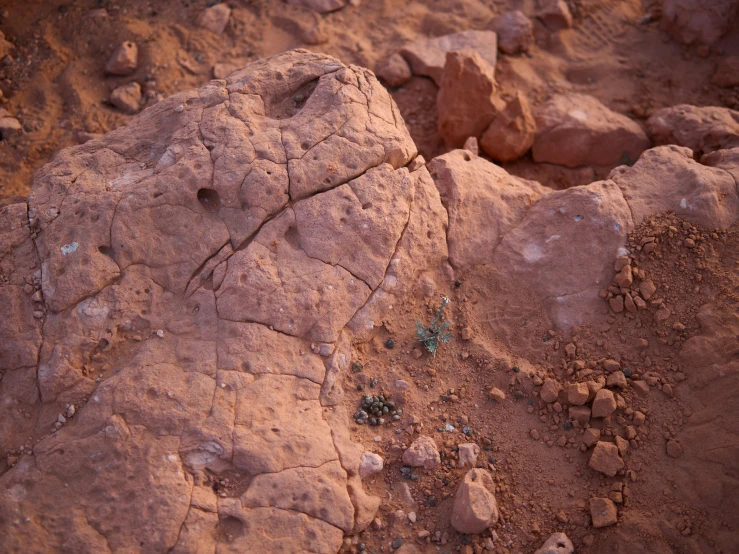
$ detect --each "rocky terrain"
[1,1,739,554]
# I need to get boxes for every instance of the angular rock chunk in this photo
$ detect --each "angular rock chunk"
[537,0,573,30]
[195,3,231,33]
[437,50,502,147]
[493,11,534,54]
[402,436,440,469]
[492,180,633,328]
[105,41,138,75]
[376,53,412,88]
[661,0,739,46]
[428,150,547,270]
[287,0,348,12]
[400,30,498,86]
[451,469,499,534]
[110,82,142,114]
[532,93,650,168]
[590,497,618,528]
[609,145,739,229]
[588,441,625,477]
[535,532,574,554]
[480,91,536,162]
[646,104,739,155]
[712,57,739,88]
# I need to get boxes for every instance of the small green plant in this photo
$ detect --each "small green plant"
[416,296,452,356]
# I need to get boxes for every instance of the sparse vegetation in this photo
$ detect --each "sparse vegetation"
[416,296,452,356]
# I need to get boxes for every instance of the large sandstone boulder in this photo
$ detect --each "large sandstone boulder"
[646,104,739,155]
[492,180,633,328]
[609,145,739,229]
[661,0,739,46]
[532,93,650,168]
[400,30,498,86]
[0,50,447,554]
[428,149,547,270]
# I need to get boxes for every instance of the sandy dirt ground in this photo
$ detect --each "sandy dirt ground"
[1,1,739,554]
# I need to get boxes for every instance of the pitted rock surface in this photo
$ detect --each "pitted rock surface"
[0,50,448,554]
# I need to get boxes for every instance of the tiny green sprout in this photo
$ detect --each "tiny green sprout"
[416,296,452,356]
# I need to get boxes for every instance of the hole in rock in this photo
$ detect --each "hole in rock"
[197,188,220,212]
[219,516,245,540]
[98,245,115,258]
[264,77,319,119]
[284,225,300,250]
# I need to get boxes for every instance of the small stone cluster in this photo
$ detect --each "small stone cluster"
[354,394,402,426]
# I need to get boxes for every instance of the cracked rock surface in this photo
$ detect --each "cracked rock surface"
[0,50,447,554]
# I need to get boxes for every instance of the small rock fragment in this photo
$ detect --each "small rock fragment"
[588,442,624,477]
[639,280,657,300]
[666,440,683,458]
[712,56,739,88]
[359,452,384,478]
[602,359,620,372]
[534,532,574,554]
[402,436,441,469]
[591,389,617,418]
[493,11,534,54]
[480,91,536,162]
[110,82,142,114]
[569,405,591,424]
[582,428,601,448]
[105,41,138,76]
[488,387,506,403]
[606,371,627,389]
[567,382,589,406]
[589,497,618,528]
[537,0,573,30]
[540,379,561,403]
[451,469,499,534]
[196,3,231,34]
[609,295,624,313]
[457,443,480,468]
[463,136,479,156]
[376,53,412,88]
[0,117,22,139]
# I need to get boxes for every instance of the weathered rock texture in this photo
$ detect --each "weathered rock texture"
[661,0,739,46]
[646,104,739,155]
[0,50,448,554]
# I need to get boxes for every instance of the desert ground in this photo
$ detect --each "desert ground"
[1,1,738,553]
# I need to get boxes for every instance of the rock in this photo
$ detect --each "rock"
[609,145,739,229]
[588,442,625,477]
[603,359,620,372]
[712,57,739,88]
[0,116,22,139]
[532,94,649,167]
[537,0,573,30]
[609,295,624,313]
[639,280,657,300]
[105,41,138,76]
[451,469,499,534]
[302,21,330,45]
[463,136,479,156]
[606,371,627,389]
[287,0,348,13]
[458,443,480,468]
[480,91,536,162]
[591,389,617,418]
[488,387,506,403]
[493,11,534,54]
[613,265,633,287]
[491,180,633,328]
[428,150,547,270]
[646,104,739,155]
[437,49,502,147]
[360,452,385,478]
[110,82,142,114]
[195,3,231,33]
[376,53,412,88]
[590,497,618,528]
[402,436,441,469]
[534,532,574,554]
[582,428,601,448]
[540,379,561,403]
[400,30,498,86]
[569,405,591,424]
[666,440,684,458]
[661,0,739,46]
[615,436,629,457]
[567,382,589,406]
[0,50,424,554]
